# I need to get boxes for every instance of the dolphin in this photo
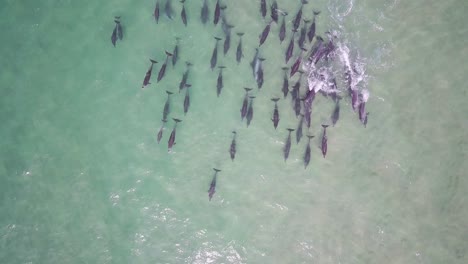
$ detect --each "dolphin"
[308,36,324,62]
[165,0,174,19]
[115,18,123,40]
[290,71,304,102]
[111,20,118,47]
[294,97,302,117]
[303,88,316,128]
[321,124,328,158]
[307,11,320,42]
[183,84,191,115]
[168,118,182,151]
[298,19,309,48]
[220,6,230,34]
[236,33,244,63]
[285,29,297,63]
[201,0,209,24]
[331,97,341,126]
[214,0,220,25]
[241,88,253,120]
[158,51,173,82]
[229,131,237,161]
[179,62,192,92]
[246,96,255,127]
[296,114,304,143]
[250,48,260,78]
[142,59,158,88]
[290,48,307,77]
[260,0,267,18]
[271,98,280,129]
[216,66,226,97]
[256,58,265,89]
[154,0,160,24]
[281,67,289,97]
[180,0,187,26]
[172,38,180,66]
[208,168,221,201]
[292,0,308,31]
[259,21,273,46]
[284,128,295,161]
[210,37,222,70]
[223,24,235,55]
[162,90,173,121]
[351,89,359,111]
[304,135,314,168]
[363,112,369,127]
[157,119,167,144]
[271,0,279,23]
[279,12,288,43]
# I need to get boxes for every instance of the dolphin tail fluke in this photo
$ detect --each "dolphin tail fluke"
[303,19,311,23]
[218,66,226,69]
[173,118,182,123]
[271,98,280,102]
[165,51,173,56]
[185,84,192,88]
[237,32,244,37]
[214,37,222,41]
[249,96,256,99]
[244,87,253,92]
[162,119,167,123]
[321,124,329,128]
[313,11,321,16]
[287,128,295,132]
[213,168,221,172]
[186,61,193,67]
[150,59,158,64]
[114,20,120,24]
[307,135,315,139]
[166,90,173,95]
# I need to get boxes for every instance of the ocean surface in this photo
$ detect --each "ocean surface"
[1,0,467,263]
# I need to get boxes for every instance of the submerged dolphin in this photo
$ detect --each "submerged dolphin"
[142,59,158,88]
[111,20,119,47]
[298,19,309,48]
[165,0,174,19]
[236,32,244,63]
[229,131,237,161]
[180,0,187,26]
[271,0,279,23]
[157,119,167,143]
[216,66,226,97]
[208,168,221,201]
[162,90,173,120]
[223,24,235,55]
[154,0,160,23]
[256,58,265,89]
[259,21,273,46]
[183,84,191,115]
[250,48,260,78]
[279,12,288,43]
[214,0,221,25]
[285,29,297,63]
[271,98,280,129]
[290,48,307,77]
[307,11,320,42]
[260,0,267,18]
[201,0,209,24]
[321,124,328,158]
[331,97,341,126]
[284,128,295,161]
[179,62,193,92]
[172,38,180,66]
[240,87,253,120]
[115,18,123,41]
[158,51,173,82]
[168,118,182,151]
[304,135,314,168]
[296,114,304,143]
[246,96,255,127]
[210,37,222,70]
[281,67,289,97]
[292,0,308,31]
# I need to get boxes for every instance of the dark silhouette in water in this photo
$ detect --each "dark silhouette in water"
[236,33,244,63]
[279,12,288,43]
[246,96,255,127]
[290,71,304,102]
[250,48,260,78]
[298,19,309,48]
[208,168,221,201]
[284,128,295,161]
[180,0,187,26]
[168,118,182,151]
[285,29,297,63]
[256,58,265,89]
[111,19,120,47]
[260,0,267,18]
[290,48,307,77]
[304,135,314,168]
[296,114,304,144]
[240,88,253,120]
[210,37,222,70]
[321,124,328,158]
[331,97,341,126]
[201,0,209,24]
[154,0,160,24]
[271,0,279,23]
[259,21,273,46]
[294,97,302,117]
[158,51,173,82]
[162,90,173,121]
[179,62,192,92]
[292,0,308,31]
[308,11,320,42]
[183,84,191,115]
[115,17,123,41]
[224,24,235,55]
[142,59,158,88]
[165,0,174,19]
[281,67,289,98]
[271,98,280,129]
[172,38,180,66]
[216,66,226,97]
[157,119,167,144]
[214,0,221,25]
[229,131,237,161]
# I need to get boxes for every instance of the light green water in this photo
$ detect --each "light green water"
[0,0,467,263]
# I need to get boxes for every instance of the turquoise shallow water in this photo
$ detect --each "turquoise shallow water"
[1,0,467,263]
